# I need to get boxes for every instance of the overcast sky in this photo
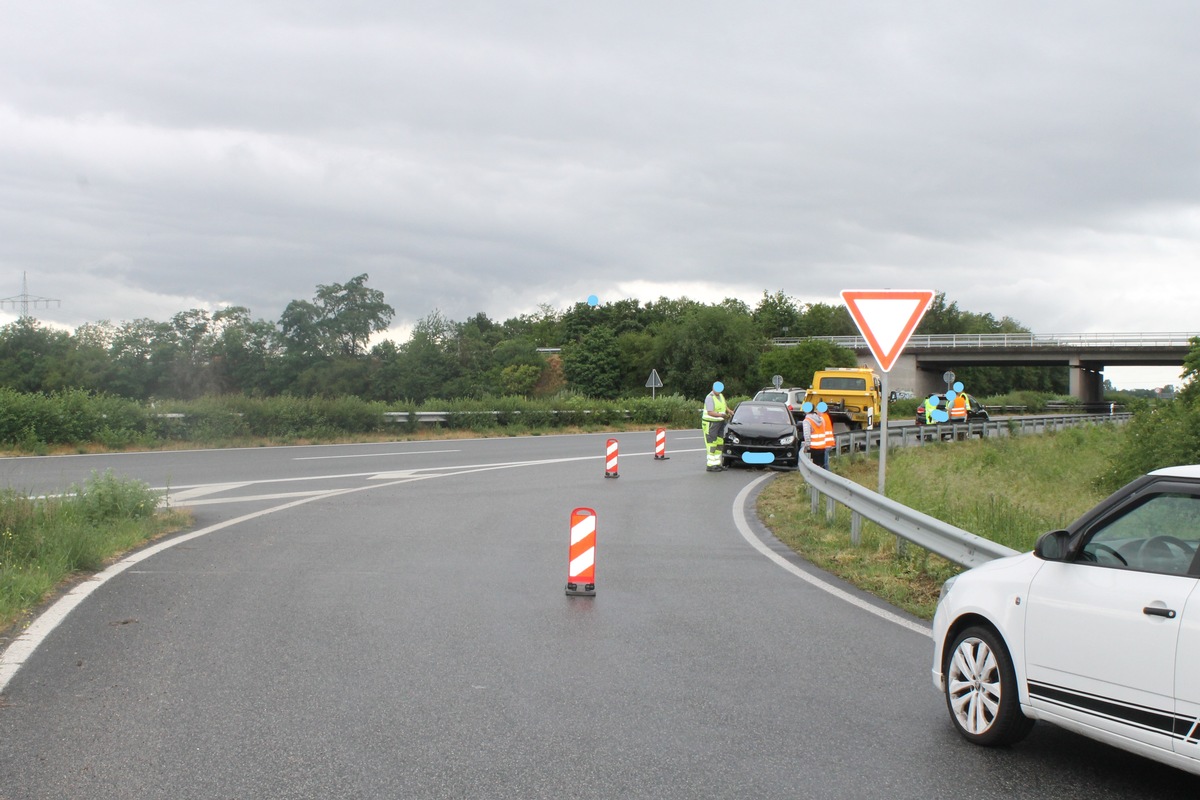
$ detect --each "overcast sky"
[2,2,1196,388]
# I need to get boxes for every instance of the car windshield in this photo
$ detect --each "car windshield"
[818,377,866,391]
[734,404,791,425]
[755,391,787,402]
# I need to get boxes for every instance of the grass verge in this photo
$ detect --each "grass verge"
[0,471,191,634]
[757,424,1124,620]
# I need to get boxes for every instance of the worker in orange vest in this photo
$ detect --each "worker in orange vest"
[949,391,968,422]
[802,401,835,469]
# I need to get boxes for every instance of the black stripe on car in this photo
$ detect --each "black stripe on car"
[1028,681,1195,740]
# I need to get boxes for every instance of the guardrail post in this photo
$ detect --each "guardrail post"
[826,495,836,522]
[809,485,820,515]
[850,511,862,546]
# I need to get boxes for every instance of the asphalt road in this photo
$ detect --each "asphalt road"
[1,431,1197,798]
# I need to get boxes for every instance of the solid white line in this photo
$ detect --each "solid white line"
[0,471,432,694]
[733,474,931,638]
[1,448,690,692]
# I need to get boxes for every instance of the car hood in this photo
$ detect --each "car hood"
[727,421,796,438]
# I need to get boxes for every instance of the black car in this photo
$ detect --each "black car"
[721,401,800,469]
[915,392,990,425]
[752,387,807,423]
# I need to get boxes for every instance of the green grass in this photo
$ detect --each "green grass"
[757,424,1124,619]
[0,472,190,632]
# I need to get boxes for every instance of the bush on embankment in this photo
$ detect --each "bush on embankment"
[0,471,189,631]
[0,389,703,452]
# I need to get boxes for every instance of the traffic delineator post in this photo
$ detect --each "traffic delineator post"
[566,507,597,596]
[604,438,620,478]
[654,428,669,460]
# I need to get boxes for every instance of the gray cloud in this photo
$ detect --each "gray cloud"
[1,1,1197,387]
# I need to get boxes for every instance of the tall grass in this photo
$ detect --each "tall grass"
[0,472,189,631]
[757,423,1125,619]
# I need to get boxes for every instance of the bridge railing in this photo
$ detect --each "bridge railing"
[772,332,1198,349]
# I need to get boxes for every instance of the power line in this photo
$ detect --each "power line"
[0,272,61,319]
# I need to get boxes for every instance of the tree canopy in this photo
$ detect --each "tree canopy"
[0,285,1069,402]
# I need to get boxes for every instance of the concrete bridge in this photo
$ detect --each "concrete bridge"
[778,332,1197,402]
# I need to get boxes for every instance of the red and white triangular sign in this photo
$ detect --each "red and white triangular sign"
[840,290,935,372]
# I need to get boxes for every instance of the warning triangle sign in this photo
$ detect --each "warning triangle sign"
[840,290,935,372]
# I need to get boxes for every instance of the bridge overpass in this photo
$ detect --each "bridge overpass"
[778,332,1196,402]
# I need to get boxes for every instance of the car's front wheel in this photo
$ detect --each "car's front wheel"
[944,625,1033,746]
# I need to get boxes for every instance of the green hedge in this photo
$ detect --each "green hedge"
[0,390,707,450]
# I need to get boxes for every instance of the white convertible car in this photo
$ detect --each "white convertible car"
[932,464,1200,777]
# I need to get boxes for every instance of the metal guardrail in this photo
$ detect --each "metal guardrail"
[381,410,617,424]
[830,413,1132,458]
[796,413,1133,568]
[796,454,1019,569]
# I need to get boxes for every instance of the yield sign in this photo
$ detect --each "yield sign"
[840,290,935,372]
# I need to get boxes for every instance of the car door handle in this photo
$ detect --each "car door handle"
[1143,607,1177,619]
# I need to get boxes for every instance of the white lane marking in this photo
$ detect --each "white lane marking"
[174,489,353,507]
[1,448,679,691]
[166,483,250,502]
[2,444,722,693]
[293,450,460,461]
[733,474,932,638]
[0,469,445,693]
[155,448,709,498]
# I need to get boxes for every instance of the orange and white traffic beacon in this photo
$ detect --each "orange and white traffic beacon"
[566,507,597,596]
[604,438,619,478]
[654,428,669,460]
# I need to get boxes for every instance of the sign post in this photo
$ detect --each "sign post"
[645,369,663,399]
[841,290,935,496]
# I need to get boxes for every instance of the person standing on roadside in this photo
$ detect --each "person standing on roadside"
[802,401,834,469]
[702,381,732,472]
[949,391,968,423]
[923,394,939,425]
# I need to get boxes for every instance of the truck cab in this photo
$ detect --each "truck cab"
[803,367,883,430]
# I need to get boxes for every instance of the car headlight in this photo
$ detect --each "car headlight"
[937,575,958,605]
[779,434,796,445]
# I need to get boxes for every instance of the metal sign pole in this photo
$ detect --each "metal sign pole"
[878,369,889,495]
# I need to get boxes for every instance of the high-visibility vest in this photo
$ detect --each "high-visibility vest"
[808,412,835,449]
[702,392,727,422]
[924,397,938,423]
[950,394,968,420]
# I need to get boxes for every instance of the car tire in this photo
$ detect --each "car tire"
[943,625,1033,747]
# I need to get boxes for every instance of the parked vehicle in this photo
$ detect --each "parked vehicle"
[931,464,1200,777]
[720,401,800,469]
[803,367,883,430]
[752,387,807,423]
[915,393,990,425]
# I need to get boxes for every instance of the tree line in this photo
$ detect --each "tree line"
[0,276,1067,402]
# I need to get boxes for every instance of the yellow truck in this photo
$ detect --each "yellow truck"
[803,367,883,430]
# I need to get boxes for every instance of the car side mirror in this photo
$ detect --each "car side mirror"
[1034,529,1072,561]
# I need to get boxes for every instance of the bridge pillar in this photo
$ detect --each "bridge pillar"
[1069,359,1105,403]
